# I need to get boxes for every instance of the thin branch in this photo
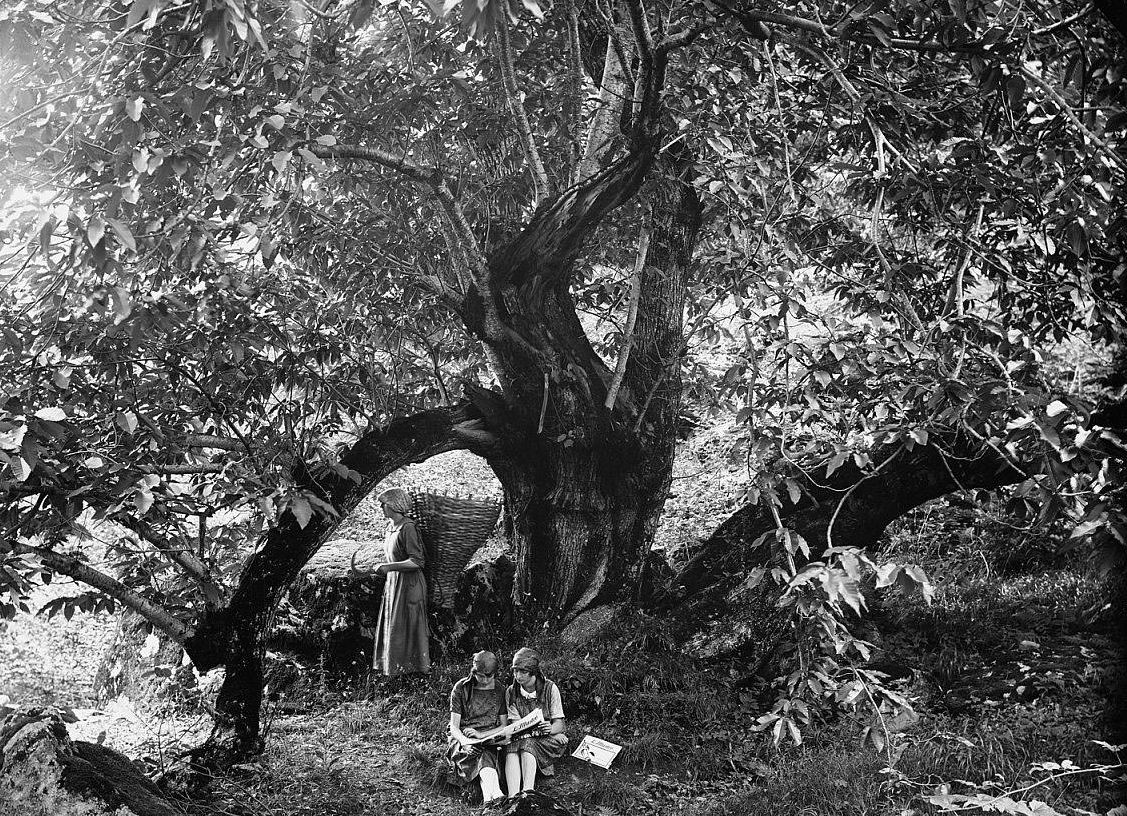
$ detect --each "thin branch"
[126,519,226,606]
[604,216,651,409]
[416,207,506,371]
[764,42,798,208]
[311,143,438,183]
[434,208,472,294]
[868,123,922,331]
[624,0,669,147]
[1032,4,1094,35]
[495,12,552,206]
[167,364,255,453]
[136,463,224,474]
[944,203,985,316]
[0,90,81,133]
[624,0,655,137]
[537,371,550,434]
[623,0,655,60]
[4,540,190,643]
[824,447,904,551]
[432,181,489,273]
[564,0,584,186]
[429,179,500,340]
[185,434,247,452]
[1019,64,1127,174]
[579,24,632,181]
[631,353,673,433]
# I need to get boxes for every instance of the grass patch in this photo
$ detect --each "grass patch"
[396,740,462,796]
[685,748,888,816]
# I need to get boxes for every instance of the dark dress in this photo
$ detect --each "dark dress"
[505,680,568,775]
[373,519,430,675]
[446,678,506,781]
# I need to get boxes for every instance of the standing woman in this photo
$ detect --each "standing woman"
[372,487,430,677]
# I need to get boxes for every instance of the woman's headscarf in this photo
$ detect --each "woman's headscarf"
[509,647,547,709]
[377,487,412,516]
[511,647,540,673]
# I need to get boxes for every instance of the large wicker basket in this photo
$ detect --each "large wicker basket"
[409,491,502,609]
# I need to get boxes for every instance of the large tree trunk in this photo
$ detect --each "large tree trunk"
[466,146,701,626]
[183,402,487,763]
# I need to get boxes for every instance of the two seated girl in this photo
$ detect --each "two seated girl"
[447,648,568,805]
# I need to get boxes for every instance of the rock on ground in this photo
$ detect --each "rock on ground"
[0,707,179,816]
[495,790,575,815]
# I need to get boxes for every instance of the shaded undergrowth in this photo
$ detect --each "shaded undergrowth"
[174,497,1121,815]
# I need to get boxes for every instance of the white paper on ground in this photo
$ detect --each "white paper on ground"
[571,735,623,769]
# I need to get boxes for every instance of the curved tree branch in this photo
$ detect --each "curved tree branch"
[660,433,1028,605]
[579,17,632,182]
[184,398,490,670]
[489,149,656,286]
[2,540,190,643]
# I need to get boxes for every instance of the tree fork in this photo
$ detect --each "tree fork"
[488,149,703,626]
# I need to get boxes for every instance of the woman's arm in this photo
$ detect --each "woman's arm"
[495,701,510,745]
[450,712,481,747]
[377,558,421,574]
[377,522,424,574]
[544,683,566,735]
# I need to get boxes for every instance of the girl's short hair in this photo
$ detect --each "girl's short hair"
[462,650,499,707]
[377,487,412,515]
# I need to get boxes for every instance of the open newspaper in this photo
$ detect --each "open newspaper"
[464,708,545,746]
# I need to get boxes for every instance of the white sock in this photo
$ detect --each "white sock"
[480,768,502,800]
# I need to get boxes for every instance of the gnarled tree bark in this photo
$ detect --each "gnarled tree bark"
[470,144,701,626]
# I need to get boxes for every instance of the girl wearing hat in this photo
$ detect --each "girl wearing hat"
[371,487,430,676]
[447,651,508,804]
[504,648,568,793]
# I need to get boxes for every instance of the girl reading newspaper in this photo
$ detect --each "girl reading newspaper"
[504,648,568,793]
[447,651,508,804]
